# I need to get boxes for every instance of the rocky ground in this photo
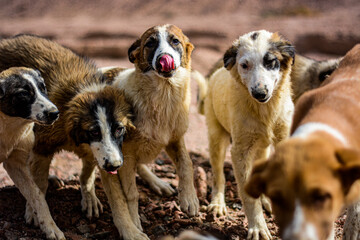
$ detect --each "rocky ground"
[0,0,359,239]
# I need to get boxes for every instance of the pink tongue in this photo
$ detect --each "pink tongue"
[159,55,175,72]
[108,170,118,175]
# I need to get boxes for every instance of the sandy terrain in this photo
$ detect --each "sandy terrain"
[0,0,359,239]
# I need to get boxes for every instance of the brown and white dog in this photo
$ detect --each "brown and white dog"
[0,35,136,239]
[97,24,199,239]
[246,44,360,240]
[0,67,62,239]
[195,30,295,240]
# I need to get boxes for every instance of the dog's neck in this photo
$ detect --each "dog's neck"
[0,111,34,159]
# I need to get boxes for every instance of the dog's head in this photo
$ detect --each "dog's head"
[223,30,295,103]
[0,67,59,124]
[245,136,360,240]
[128,24,194,79]
[65,85,135,174]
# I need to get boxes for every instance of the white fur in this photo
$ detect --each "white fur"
[292,122,348,146]
[236,30,282,103]
[23,73,57,121]
[283,200,318,240]
[152,25,181,72]
[90,106,122,170]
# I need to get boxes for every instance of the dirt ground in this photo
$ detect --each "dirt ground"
[0,0,359,239]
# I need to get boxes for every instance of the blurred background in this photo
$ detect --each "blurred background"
[0,0,359,186]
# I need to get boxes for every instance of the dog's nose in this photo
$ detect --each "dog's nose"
[251,90,268,102]
[103,159,122,173]
[47,109,60,122]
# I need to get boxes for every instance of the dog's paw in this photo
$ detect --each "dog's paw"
[343,203,360,240]
[81,188,103,218]
[122,229,150,240]
[179,189,200,217]
[148,178,176,196]
[261,195,272,214]
[42,225,66,240]
[247,219,272,240]
[25,202,39,226]
[207,193,227,216]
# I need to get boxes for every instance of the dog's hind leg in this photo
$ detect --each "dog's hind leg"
[343,201,360,240]
[206,115,231,216]
[78,155,103,219]
[4,150,65,240]
[166,137,200,217]
[99,169,150,240]
[137,164,175,196]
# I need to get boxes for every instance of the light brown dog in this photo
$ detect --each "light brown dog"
[0,67,62,239]
[0,35,136,239]
[195,30,295,240]
[246,44,360,240]
[96,24,199,239]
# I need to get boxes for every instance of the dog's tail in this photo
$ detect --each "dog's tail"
[192,70,208,115]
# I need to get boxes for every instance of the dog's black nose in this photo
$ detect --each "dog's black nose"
[47,109,60,121]
[104,163,121,173]
[251,90,268,102]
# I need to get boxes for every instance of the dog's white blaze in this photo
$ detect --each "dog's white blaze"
[152,25,181,71]
[90,106,122,169]
[22,73,57,121]
[292,122,348,146]
[236,30,282,102]
[284,200,318,240]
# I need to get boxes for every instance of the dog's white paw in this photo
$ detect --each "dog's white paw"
[42,226,66,240]
[247,219,272,240]
[343,203,360,240]
[261,195,272,214]
[122,229,150,240]
[25,202,39,226]
[81,188,103,218]
[207,193,227,216]
[148,178,176,196]
[179,189,199,217]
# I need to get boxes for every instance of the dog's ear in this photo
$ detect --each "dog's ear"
[245,159,269,199]
[335,148,360,198]
[69,119,89,147]
[223,45,238,70]
[128,38,141,64]
[274,38,295,65]
[184,42,194,68]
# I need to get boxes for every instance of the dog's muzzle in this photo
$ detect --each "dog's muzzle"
[155,54,176,77]
[38,107,60,125]
[251,89,270,103]
[103,158,123,175]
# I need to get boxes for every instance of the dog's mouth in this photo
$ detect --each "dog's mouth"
[156,54,176,77]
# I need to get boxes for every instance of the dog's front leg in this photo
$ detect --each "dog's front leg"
[78,155,103,219]
[343,201,360,240]
[99,169,149,240]
[137,164,176,196]
[4,150,65,240]
[166,137,199,217]
[231,137,272,240]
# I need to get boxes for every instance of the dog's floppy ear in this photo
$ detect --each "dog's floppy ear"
[69,119,89,147]
[245,159,269,199]
[184,42,194,68]
[335,148,360,197]
[128,38,141,63]
[274,37,295,65]
[223,45,238,70]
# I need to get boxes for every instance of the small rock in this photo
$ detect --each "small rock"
[89,231,112,239]
[155,159,165,165]
[231,202,242,210]
[89,223,96,231]
[154,210,166,217]
[152,224,166,235]
[3,221,11,229]
[77,224,90,234]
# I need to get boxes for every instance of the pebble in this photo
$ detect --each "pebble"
[3,221,11,229]
[155,159,165,165]
[77,224,90,234]
[89,231,112,239]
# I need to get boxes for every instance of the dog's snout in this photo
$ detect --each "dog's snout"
[251,89,268,102]
[46,108,60,122]
[103,158,122,173]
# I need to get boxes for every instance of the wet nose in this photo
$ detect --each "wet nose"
[103,159,122,172]
[46,108,59,122]
[251,89,268,102]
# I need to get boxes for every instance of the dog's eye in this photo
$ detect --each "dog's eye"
[145,38,156,48]
[241,63,248,70]
[16,90,28,98]
[309,189,332,209]
[38,82,47,94]
[89,128,100,138]
[114,126,125,138]
[172,38,180,45]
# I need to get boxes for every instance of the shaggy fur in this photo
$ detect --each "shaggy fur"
[96,24,199,240]
[0,35,135,239]
[246,44,360,240]
[196,30,295,240]
[0,67,63,239]
[196,53,341,114]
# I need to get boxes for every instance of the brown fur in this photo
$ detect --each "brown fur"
[0,35,136,239]
[0,67,64,240]
[246,44,360,240]
[96,24,199,240]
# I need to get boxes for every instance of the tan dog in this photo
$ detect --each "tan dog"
[0,35,136,239]
[95,24,199,239]
[195,30,295,240]
[0,67,62,239]
[246,44,360,240]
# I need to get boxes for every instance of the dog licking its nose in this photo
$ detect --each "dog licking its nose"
[159,54,175,72]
